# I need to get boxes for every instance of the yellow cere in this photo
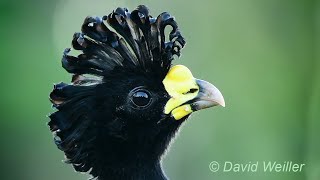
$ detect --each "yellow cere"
[162,65,199,120]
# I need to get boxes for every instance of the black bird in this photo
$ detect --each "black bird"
[49,5,225,180]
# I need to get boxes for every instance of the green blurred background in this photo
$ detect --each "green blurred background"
[0,0,319,179]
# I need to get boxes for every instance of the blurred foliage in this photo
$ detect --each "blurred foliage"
[0,0,318,180]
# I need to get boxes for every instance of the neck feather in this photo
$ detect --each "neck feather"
[97,161,167,180]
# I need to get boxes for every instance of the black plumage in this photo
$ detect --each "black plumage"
[48,5,224,180]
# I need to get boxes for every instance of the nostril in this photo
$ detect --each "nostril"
[189,88,198,93]
[183,88,198,95]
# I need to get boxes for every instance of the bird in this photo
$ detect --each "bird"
[48,5,225,180]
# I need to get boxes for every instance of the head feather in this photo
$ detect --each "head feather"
[62,5,185,79]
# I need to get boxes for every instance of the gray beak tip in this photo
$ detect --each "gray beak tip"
[194,79,226,110]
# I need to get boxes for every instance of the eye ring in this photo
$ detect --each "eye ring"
[129,87,152,108]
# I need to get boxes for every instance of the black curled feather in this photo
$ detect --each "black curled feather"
[62,5,185,77]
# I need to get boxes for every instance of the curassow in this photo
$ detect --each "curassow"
[48,5,225,180]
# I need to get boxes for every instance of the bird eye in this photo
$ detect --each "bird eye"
[130,89,152,108]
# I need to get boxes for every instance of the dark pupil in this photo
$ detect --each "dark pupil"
[132,91,150,107]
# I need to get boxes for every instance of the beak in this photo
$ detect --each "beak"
[163,65,225,120]
[191,79,225,111]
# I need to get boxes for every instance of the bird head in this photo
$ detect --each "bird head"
[49,5,224,179]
